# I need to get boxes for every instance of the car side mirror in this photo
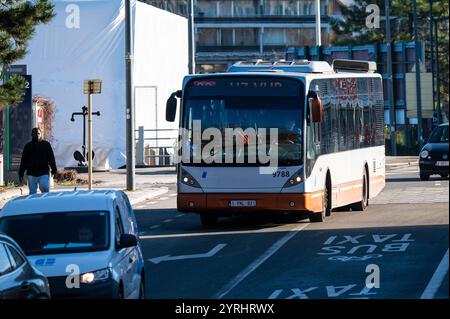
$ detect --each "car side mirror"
[116,234,137,249]
[166,90,181,122]
[309,97,323,123]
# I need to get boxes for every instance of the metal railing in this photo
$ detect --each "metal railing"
[135,126,178,166]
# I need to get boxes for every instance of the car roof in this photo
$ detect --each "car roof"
[0,190,121,218]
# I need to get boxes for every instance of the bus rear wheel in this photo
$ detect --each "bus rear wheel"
[200,213,218,226]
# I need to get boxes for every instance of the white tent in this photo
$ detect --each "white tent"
[19,0,187,169]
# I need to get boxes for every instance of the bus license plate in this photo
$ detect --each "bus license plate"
[436,161,449,166]
[229,200,256,207]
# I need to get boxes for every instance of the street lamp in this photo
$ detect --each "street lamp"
[412,0,423,149]
[125,0,135,191]
[385,0,397,155]
[315,0,321,47]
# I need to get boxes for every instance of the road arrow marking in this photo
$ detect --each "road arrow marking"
[148,243,227,264]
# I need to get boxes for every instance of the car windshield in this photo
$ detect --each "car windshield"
[0,211,110,256]
[428,125,449,143]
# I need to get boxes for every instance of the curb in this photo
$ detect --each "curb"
[0,186,169,208]
[128,187,169,206]
[385,161,418,168]
[0,187,28,203]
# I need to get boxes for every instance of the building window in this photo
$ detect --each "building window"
[235,28,259,46]
[234,0,257,17]
[196,0,218,17]
[264,0,284,15]
[286,28,301,46]
[219,0,233,17]
[221,29,233,46]
[197,28,219,46]
[284,0,299,15]
[263,28,285,46]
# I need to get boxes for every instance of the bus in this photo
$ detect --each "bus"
[166,59,385,226]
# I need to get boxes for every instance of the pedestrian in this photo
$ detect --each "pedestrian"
[18,128,58,194]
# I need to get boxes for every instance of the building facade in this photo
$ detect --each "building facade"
[143,0,342,73]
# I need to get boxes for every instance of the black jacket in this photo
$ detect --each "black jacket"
[19,140,57,177]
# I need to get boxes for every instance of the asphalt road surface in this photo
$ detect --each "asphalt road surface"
[134,165,449,299]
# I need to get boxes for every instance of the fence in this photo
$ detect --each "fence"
[135,127,178,166]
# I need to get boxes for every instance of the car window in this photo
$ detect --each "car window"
[117,200,131,234]
[115,207,124,243]
[0,212,110,256]
[121,193,138,234]
[5,245,25,269]
[429,125,449,143]
[0,244,13,276]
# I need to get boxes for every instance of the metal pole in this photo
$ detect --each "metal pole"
[125,0,135,190]
[82,106,87,161]
[188,0,196,74]
[87,89,93,190]
[315,0,321,46]
[434,18,442,125]
[385,0,397,155]
[429,0,436,125]
[413,0,423,149]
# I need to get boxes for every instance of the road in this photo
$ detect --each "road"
[133,164,449,299]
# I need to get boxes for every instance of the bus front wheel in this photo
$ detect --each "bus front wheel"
[200,213,218,226]
[309,178,331,223]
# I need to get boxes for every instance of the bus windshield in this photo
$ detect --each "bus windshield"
[182,77,305,166]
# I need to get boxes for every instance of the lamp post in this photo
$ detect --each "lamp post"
[125,0,135,191]
[413,0,423,149]
[188,0,195,74]
[315,0,321,47]
[385,0,397,155]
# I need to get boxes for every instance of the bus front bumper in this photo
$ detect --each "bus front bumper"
[177,192,324,213]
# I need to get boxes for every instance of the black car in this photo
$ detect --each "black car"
[0,232,51,299]
[419,122,449,181]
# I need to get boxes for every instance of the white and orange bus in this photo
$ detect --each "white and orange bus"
[166,59,385,225]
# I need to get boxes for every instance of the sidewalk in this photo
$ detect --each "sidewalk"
[385,156,418,168]
[0,167,175,209]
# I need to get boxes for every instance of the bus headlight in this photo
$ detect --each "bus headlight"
[81,268,110,284]
[180,169,201,188]
[283,170,303,188]
[420,150,429,159]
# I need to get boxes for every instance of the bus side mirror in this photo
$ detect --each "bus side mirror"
[166,90,181,122]
[310,97,323,123]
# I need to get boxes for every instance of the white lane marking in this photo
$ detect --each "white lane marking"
[421,249,449,299]
[149,225,161,230]
[213,223,309,299]
[148,243,227,264]
[163,219,174,223]
[158,197,169,201]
